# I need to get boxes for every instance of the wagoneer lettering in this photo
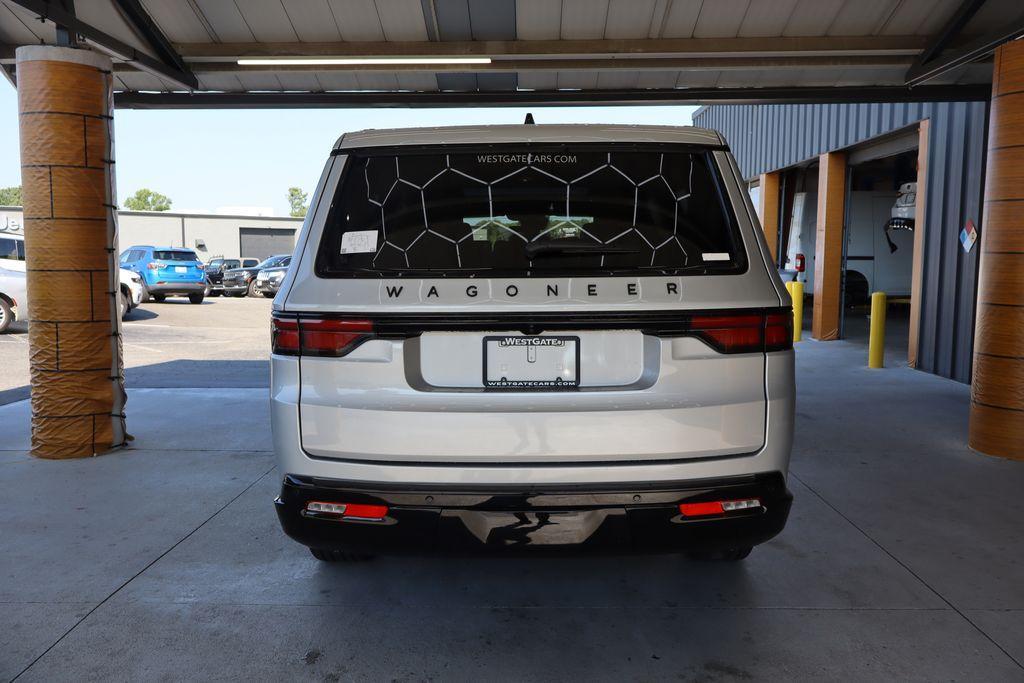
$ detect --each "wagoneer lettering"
[272,124,794,563]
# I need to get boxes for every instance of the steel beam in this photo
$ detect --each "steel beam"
[174,36,930,61]
[5,0,197,89]
[905,8,1024,85]
[178,54,915,74]
[915,0,989,66]
[113,84,992,110]
[110,0,189,74]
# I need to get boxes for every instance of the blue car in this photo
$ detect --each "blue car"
[119,245,207,303]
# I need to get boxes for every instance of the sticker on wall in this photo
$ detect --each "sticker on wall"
[959,219,978,254]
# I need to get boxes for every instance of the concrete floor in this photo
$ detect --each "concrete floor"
[0,295,274,404]
[2,332,1023,680]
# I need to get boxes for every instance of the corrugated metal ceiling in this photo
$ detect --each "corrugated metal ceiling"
[0,0,1018,97]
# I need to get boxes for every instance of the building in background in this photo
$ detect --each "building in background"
[1,206,303,262]
[694,102,984,384]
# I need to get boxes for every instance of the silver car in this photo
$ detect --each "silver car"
[270,125,794,562]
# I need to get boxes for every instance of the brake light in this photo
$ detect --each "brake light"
[271,315,374,357]
[687,312,792,353]
[146,262,160,270]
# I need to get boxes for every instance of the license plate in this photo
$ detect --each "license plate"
[174,266,187,273]
[483,335,579,390]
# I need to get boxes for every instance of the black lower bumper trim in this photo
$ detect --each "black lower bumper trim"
[275,473,792,555]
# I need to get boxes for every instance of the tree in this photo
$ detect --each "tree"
[288,187,308,218]
[0,185,22,206]
[124,188,172,211]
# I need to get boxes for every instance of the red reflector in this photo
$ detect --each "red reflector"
[342,503,388,520]
[679,501,725,517]
[679,498,761,517]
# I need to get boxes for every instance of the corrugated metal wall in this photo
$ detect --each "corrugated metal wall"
[694,102,988,384]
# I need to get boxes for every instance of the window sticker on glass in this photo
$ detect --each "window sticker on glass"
[340,230,379,254]
[702,252,731,261]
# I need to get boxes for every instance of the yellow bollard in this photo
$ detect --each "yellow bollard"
[868,291,887,369]
[790,281,803,343]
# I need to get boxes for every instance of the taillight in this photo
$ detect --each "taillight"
[687,311,792,353]
[271,317,299,355]
[146,262,160,270]
[689,314,763,353]
[764,312,793,352]
[271,315,374,357]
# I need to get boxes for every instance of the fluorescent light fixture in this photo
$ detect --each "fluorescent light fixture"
[237,57,492,66]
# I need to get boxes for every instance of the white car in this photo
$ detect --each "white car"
[119,267,144,319]
[1,232,144,322]
[0,266,28,333]
[270,124,795,562]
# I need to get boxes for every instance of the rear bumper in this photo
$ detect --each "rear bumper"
[146,281,205,295]
[275,472,791,555]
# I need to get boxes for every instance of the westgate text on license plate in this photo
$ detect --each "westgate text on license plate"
[483,336,580,389]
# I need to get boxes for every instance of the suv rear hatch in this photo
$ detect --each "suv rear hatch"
[281,143,786,464]
[152,250,203,282]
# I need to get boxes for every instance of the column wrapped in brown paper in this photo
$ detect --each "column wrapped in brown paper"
[16,46,128,458]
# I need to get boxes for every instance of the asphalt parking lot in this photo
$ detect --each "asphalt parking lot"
[2,297,1023,680]
[0,295,273,405]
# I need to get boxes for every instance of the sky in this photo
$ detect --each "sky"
[0,81,695,217]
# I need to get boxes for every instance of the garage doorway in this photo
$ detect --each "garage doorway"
[239,227,296,262]
[840,132,922,354]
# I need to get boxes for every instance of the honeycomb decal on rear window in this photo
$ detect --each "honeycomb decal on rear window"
[317,147,745,278]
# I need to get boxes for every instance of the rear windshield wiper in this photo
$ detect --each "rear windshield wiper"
[525,242,641,259]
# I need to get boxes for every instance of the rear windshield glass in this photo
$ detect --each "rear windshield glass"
[154,250,198,261]
[316,145,746,278]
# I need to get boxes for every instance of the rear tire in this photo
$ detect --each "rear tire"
[188,292,205,304]
[685,547,752,562]
[150,293,166,303]
[0,298,12,333]
[309,548,374,563]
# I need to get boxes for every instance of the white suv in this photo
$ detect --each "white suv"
[271,125,794,562]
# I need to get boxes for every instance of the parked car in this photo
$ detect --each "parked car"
[3,233,140,320]
[204,256,260,296]
[271,124,795,563]
[120,246,206,303]
[119,268,145,319]
[222,254,291,297]
[0,265,27,333]
[0,230,26,272]
[253,256,292,298]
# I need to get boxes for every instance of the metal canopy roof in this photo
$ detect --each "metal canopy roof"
[1,0,1021,107]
